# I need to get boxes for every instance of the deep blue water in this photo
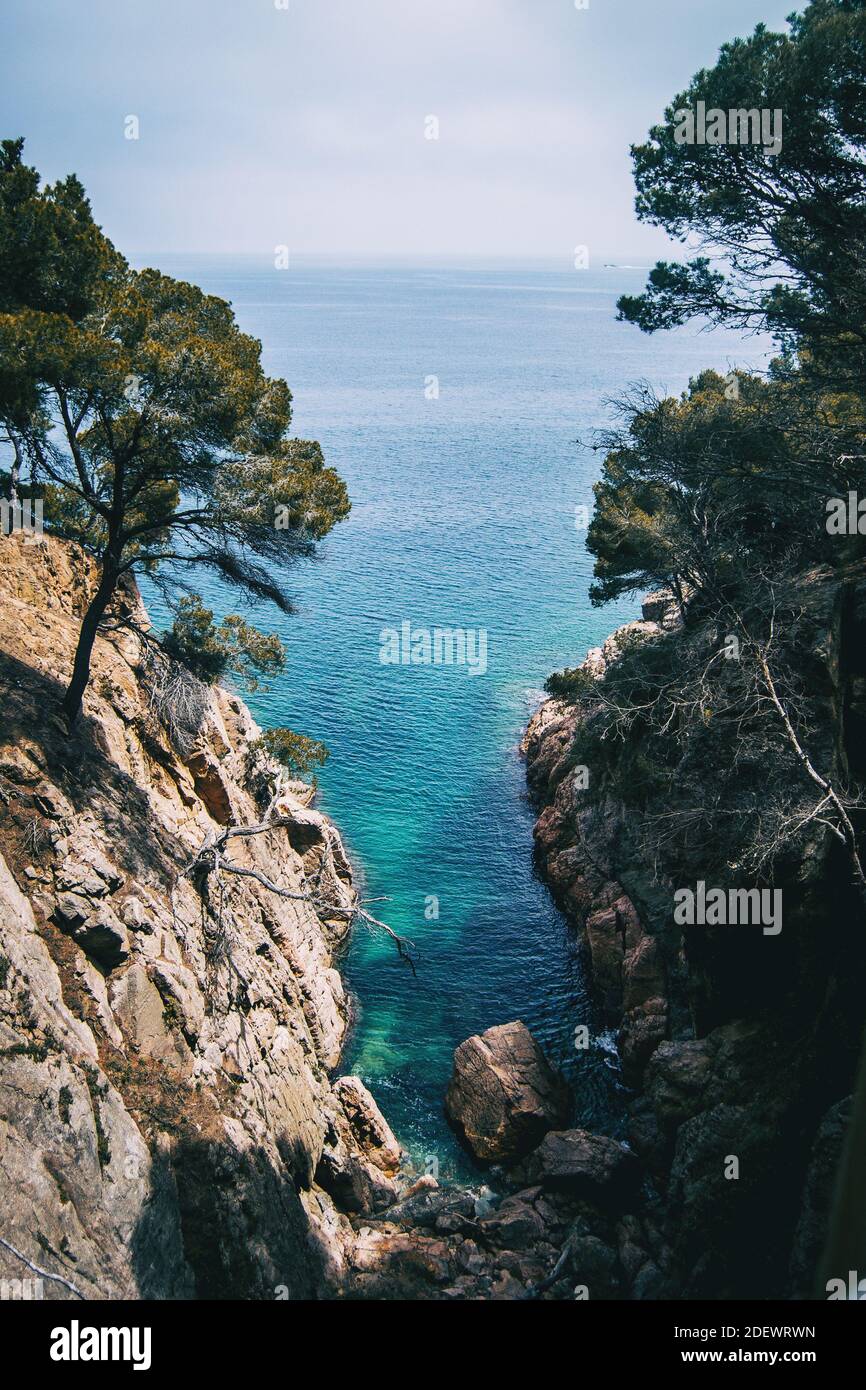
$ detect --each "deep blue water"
[138,257,769,1180]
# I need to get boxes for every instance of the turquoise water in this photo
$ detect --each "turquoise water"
[139,257,769,1180]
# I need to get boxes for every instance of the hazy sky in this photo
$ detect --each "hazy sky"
[2,0,795,261]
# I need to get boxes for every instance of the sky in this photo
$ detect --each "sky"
[1,0,797,262]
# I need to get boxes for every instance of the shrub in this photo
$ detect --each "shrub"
[544,665,597,703]
[254,728,330,785]
[162,596,286,693]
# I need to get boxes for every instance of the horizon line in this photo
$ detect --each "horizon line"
[126,250,661,267]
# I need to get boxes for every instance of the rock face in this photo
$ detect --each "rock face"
[333,1076,402,1175]
[521,576,866,1299]
[0,534,408,1299]
[315,1077,403,1215]
[445,1021,570,1162]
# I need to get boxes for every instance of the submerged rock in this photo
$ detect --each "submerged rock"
[445,1020,570,1162]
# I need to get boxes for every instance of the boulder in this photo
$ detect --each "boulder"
[569,1233,622,1298]
[445,1021,570,1163]
[478,1194,546,1250]
[314,1141,397,1215]
[513,1128,639,1204]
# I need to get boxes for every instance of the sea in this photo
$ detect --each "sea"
[136,254,770,1180]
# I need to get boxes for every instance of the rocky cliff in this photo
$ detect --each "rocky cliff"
[1,532,643,1303]
[6,531,857,1301]
[0,532,430,1299]
[523,580,866,1298]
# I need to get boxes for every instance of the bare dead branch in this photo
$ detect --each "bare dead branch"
[180,812,420,970]
[0,1234,86,1300]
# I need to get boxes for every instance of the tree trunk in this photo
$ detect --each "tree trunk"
[62,566,120,727]
[817,1026,866,1295]
[3,437,21,519]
